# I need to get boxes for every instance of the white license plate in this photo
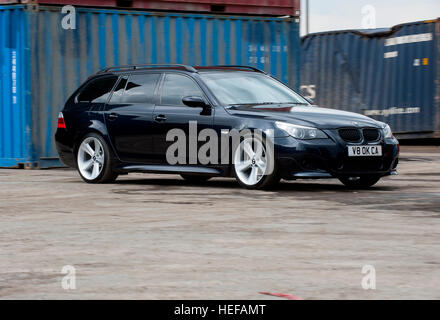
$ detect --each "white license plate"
[348,145,382,157]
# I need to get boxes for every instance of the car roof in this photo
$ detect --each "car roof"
[95,64,266,75]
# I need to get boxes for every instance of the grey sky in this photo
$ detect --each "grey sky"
[300,0,440,36]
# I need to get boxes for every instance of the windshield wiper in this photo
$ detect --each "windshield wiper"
[228,102,277,106]
[228,102,308,106]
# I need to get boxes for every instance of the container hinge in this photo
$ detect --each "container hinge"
[22,1,39,12]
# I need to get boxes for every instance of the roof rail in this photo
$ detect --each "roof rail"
[206,65,267,74]
[97,64,198,74]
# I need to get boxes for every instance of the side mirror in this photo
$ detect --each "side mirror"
[182,96,208,108]
[304,97,314,105]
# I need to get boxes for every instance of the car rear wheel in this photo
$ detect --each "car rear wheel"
[233,134,279,190]
[338,175,381,189]
[76,133,118,184]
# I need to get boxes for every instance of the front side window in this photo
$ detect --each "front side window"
[122,73,161,104]
[77,75,118,103]
[160,74,203,105]
[200,72,308,105]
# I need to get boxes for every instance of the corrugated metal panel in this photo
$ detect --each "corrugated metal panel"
[1,0,301,16]
[301,19,440,138]
[0,6,31,167]
[0,5,300,167]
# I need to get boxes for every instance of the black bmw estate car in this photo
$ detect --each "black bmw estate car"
[55,64,399,189]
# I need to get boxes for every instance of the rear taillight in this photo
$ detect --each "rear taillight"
[57,112,66,129]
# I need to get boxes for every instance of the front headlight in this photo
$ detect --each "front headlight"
[383,124,393,138]
[275,121,327,139]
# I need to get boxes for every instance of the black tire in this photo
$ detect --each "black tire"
[180,174,212,183]
[232,133,280,190]
[76,133,118,184]
[338,175,381,189]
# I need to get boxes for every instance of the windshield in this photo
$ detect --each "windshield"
[200,72,309,106]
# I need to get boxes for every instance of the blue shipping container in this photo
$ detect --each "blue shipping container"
[0,4,300,168]
[301,19,440,139]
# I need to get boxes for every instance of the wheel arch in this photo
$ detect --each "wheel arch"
[72,123,115,161]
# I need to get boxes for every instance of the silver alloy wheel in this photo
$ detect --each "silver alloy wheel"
[234,137,268,186]
[77,137,105,181]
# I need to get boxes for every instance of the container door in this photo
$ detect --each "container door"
[104,73,161,163]
[152,73,214,165]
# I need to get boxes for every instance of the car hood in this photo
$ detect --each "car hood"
[226,104,382,129]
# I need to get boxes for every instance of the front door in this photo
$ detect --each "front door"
[152,73,214,165]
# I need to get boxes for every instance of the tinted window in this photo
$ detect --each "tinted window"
[108,76,128,104]
[160,74,203,105]
[77,76,118,103]
[122,73,160,104]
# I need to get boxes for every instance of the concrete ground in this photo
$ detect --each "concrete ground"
[0,146,439,299]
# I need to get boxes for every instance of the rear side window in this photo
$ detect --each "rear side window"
[122,73,160,104]
[160,74,203,105]
[108,76,128,104]
[77,75,118,103]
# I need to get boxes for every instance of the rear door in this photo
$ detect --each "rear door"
[105,73,161,163]
[152,73,214,164]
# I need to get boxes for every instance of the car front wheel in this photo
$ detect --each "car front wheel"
[233,134,279,190]
[76,133,118,184]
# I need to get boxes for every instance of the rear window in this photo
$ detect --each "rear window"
[77,75,118,103]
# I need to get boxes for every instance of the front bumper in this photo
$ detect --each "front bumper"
[274,130,399,180]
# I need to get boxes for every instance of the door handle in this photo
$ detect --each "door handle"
[108,113,118,120]
[154,114,167,122]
